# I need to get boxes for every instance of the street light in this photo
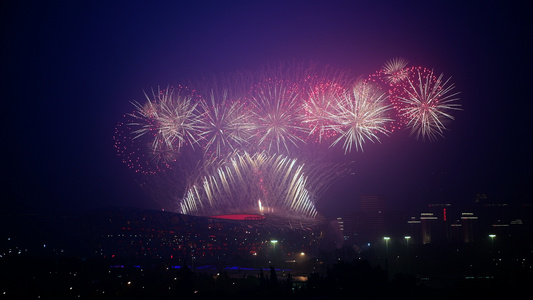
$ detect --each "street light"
[404,235,412,274]
[489,234,496,247]
[383,237,390,254]
[404,236,411,247]
[383,237,391,278]
[270,240,278,264]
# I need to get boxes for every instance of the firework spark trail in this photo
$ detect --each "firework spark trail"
[329,81,393,153]
[398,68,461,140]
[179,152,324,219]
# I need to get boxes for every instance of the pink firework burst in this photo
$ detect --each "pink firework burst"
[397,67,461,140]
[301,81,346,143]
[114,114,175,175]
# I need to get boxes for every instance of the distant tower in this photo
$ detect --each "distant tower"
[337,213,357,241]
[420,212,438,244]
[460,212,478,244]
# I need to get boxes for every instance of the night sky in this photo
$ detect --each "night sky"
[2,1,531,219]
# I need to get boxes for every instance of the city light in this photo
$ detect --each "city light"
[489,234,496,247]
[384,236,390,254]
[271,239,278,253]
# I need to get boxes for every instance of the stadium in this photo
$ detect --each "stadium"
[84,206,324,271]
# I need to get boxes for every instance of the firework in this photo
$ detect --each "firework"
[301,81,346,143]
[129,87,203,153]
[179,152,341,220]
[153,88,203,150]
[381,57,409,84]
[114,116,169,175]
[396,67,461,140]
[197,90,254,157]
[329,81,393,153]
[115,60,461,221]
[249,78,309,153]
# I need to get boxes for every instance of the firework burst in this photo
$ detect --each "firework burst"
[301,81,346,143]
[249,78,309,153]
[398,67,461,140]
[198,90,254,157]
[115,60,461,220]
[152,88,203,150]
[114,116,168,175]
[129,87,203,153]
[382,57,410,84]
[329,81,393,153]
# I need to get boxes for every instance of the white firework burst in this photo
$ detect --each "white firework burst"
[329,81,393,153]
[198,90,254,157]
[250,79,309,153]
[129,87,203,156]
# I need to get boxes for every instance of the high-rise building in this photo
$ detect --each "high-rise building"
[426,203,453,243]
[358,195,386,244]
[335,195,387,246]
[420,212,438,244]
[337,213,357,241]
[460,212,478,244]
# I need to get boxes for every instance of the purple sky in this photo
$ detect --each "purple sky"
[3,1,531,219]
